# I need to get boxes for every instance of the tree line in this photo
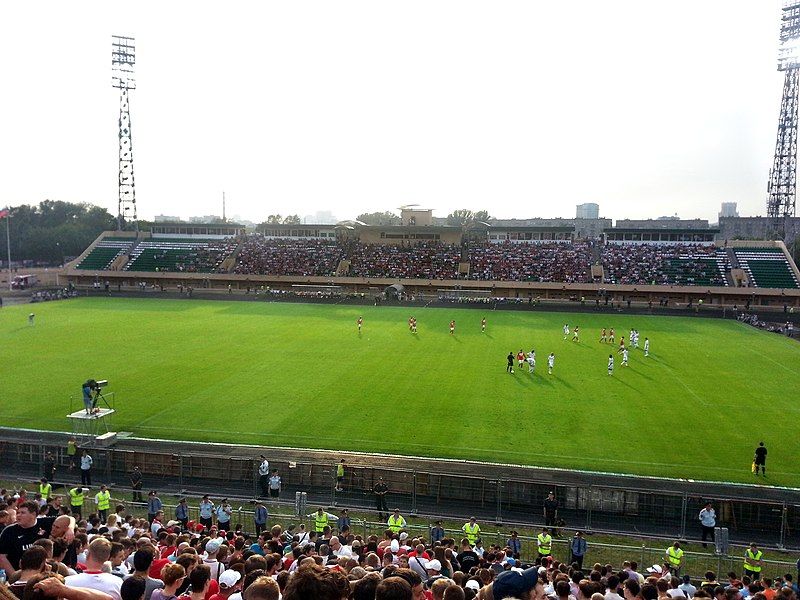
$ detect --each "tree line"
[0,201,496,264]
[355,209,492,226]
[0,201,116,265]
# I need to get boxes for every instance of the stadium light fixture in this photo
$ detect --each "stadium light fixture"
[112,35,137,231]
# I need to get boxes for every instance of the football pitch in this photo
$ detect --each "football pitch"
[2,297,800,486]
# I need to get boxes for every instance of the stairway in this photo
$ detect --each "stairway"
[726,247,739,269]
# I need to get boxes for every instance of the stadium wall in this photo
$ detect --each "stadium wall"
[63,269,800,308]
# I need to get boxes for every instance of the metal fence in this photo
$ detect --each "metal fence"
[4,439,799,552]
[70,497,799,579]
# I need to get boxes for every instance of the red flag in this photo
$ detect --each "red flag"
[0,209,9,219]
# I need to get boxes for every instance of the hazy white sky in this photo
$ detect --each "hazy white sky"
[0,1,787,224]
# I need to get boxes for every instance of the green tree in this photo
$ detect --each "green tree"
[446,209,492,226]
[356,211,401,226]
[266,214,283,224]
[0,201,116,264]
[283,215,301,224]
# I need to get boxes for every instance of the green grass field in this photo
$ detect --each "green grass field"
[2,297,800,486]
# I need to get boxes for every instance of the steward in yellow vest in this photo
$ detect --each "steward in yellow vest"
[308,508,335,533]
[388,509,406,533]
[744,543,764,576]
[462,518,481,545]
[69,486,87,518]
[665,542,684,573]
[39,478,52,501]
[95,484,112,519]
[537,527,552,557]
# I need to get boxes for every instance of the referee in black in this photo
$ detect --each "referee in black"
[754,442,767,476]
[507,352,514,373]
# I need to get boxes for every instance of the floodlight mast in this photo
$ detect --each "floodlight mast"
[112,35,137,231]
[767,2,800,240]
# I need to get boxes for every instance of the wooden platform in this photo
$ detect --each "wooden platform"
[66,408,115,420]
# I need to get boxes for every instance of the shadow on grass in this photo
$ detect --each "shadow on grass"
[626,366,653,380]
[610,376,636,390]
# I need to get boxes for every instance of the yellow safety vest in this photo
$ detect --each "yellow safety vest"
[314,513,328,532]
[67,442,77,457]
[667,547,683,566]
[537,533,552,554]
[744,549,763,572]
[39,483,52,500]
[463,522,480,544]
[388,515,405,533]
[96,490,111,511]
[337,464,344,478]
[69,488,84,507]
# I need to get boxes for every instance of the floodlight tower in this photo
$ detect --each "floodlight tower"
[112,35,137,231]
[767,2,800,239]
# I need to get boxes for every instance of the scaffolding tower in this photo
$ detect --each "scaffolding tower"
[767,2,800,239]
[112,35,137,231]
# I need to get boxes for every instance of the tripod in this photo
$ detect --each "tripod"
[91,390,112,411]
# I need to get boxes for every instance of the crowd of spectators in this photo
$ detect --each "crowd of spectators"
[173,241,240,274]
[600,245,726,287]
[234,239,343,277]
[1,486,797,600]
[30,288,78,303]
[222,236,739,287]
[467,243,593,283]
[348,243,462,280]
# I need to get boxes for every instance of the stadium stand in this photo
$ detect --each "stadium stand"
[734,247,800,289]
[234,237,343,276]
[75,237,136,270]
[124,239,238,273]
[601,244,728,286]
[348,242,462,279]
[467,241,593,282]
[70,232,800,292]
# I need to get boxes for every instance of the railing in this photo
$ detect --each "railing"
[65,497,799,578]
[4,439,800,552]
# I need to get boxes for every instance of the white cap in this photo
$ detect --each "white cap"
[427,559,442,572]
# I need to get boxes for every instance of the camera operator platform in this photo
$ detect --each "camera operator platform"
[67,379,116,444]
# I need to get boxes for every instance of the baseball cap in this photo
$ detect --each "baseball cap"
[646,565,663,574]
[426,559,442,572]
[492,567,539,600]
[465,580,481,591]
[206,539,222,554]
[219,570,241,589]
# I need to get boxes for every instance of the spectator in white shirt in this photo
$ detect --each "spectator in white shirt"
[65,538,123,600]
